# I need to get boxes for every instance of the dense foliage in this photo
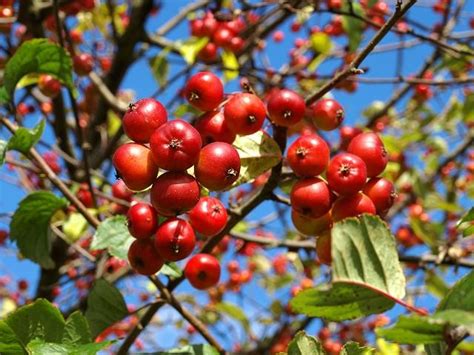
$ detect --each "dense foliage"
[0,0,473,354]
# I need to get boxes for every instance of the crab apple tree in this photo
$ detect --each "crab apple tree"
[0,1,473,355]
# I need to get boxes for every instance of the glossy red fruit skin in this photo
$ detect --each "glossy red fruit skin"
[188,197,228,237]
[198,42,218,63]
[331,192,376,221]
[194,142,241,191]
[212,26,233,48]
[267,89,306,127]
[77,185,93,208]
[149,119,202,171]
[347,132,388,177]
[194,110,236,145]
[291,209,332,236]
[229,36,245,54]
[362,177,395,216]
[128,239,164,275]
[327,153,367,195]
[287,134,330,177]
[185,253,221,290]
[73,53,94,76]
[150,172,200,216]
[310,98,344,131]
[38,74,61,98]
[201,13,218,36]
[290,177,332,219]
[154,218,196,261]
[339,126,362,150]
[111,180,133,201]
[190,18,205,37]
[316,230,332,265]
[127,203,158,239]
[113,143,159,191]
[123,98,168,143]
[184,72,223,112]
[224,93,266,135]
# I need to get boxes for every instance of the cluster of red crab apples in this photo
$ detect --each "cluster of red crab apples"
[112,71,395,288]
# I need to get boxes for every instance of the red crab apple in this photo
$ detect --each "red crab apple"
[194,142,241,191]
[224,93,266,135]
[347,132,388,177]
[149,119,202,171]
[290,177,332,218]
[327,153,367,195]
[38,74,61,98]
[188,197,228,237]
[122,98,168,143]
[310,98,344,131]
[267,89,306,127]
[154,218,196,261]
[113,143,158,191]
[287,134,330,177]
[332,192,376,221]
[73,53,94,76]
[150,172,200,217]
[184,71,224,112]
[128,239,164,275]
[185,253,221,290]
[127,203,158,239]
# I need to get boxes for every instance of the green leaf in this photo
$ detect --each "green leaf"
[425,270,449,299]
[85,279,128,338]
[178,37,209,64]
[409,217,438,247]
[310,32,332,55]
[341,341,374,354]
[215,302,250,331]
[0,321,24,354]
[291,215,406,320]
[423,270,474,352]
[149,51,169,87]
[62,212,89,243]
[4,299,65,346]
[16,73,40,90]
[26,339,111,355]
[377,309,474,346]
[366,0,378,7]
[90,215,133,260]
[231,130,282,188]
[287,331,324,355]
[376,338,400,355]
[457,207,474,237]
[341,1,365,52]
[463,93,474,123]
[7,119,45,154]
[160,263,183,280]
[174,103,203,117]
[62,312,93,345]
[221,50,239,81]
[332,215,406,298]
[438,269,474,312]
[432,309,474,333]
[1,38,73,103]
[0,299,96,354]
[424,193,461,213]
[376,316,445,344]
[0,140,7,166]
[151,344,219,355]
[10,191,68,269]
[290,283,394,321]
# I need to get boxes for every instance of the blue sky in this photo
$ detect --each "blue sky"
[0,0,473,350]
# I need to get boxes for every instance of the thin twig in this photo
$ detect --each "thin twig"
[305,0,418,105]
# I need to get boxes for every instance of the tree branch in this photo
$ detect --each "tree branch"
[305,0,418,105]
